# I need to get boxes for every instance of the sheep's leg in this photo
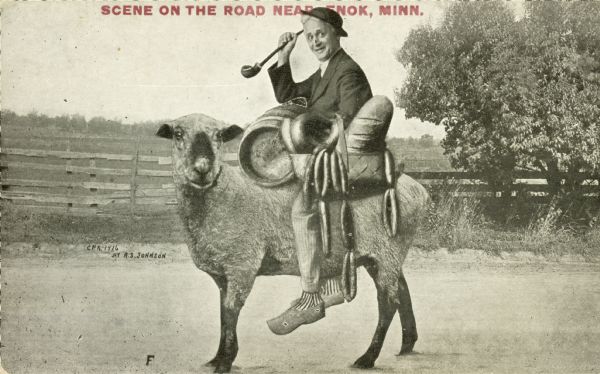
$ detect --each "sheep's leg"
[352,265,397,369]
[212,273,256,374]
[205,275,227,368]
[397,273,418,355]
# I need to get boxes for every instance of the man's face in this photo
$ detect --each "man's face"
[302,17,340,62]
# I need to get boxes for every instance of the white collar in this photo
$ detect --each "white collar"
[319,60,329,77]
[318,47,341,77]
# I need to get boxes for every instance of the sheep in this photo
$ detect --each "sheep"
[156,112,429,373]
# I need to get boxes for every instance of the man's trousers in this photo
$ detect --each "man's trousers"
[291,193,321,293]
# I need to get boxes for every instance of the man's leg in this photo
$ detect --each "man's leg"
[345,96,393,153]
[289,277,345,308]
[319,277,345,307]
[267,193,325,335]
[293,196,321,295]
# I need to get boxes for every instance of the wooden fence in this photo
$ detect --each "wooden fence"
[1,133,598,216]
[1,133,175,215]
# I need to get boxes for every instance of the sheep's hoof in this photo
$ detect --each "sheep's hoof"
[205,356,221,367]
[213,361,232,373]
[398,334,417,355]
[398,341,416,355]
[351,354,375,369]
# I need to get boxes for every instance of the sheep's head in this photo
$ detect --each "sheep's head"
[156,114,243,191]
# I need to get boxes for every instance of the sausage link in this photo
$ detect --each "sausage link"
[384,149,396,188]
[330,150,340,193]
[382,189,393,237]
[389,188,398,237]
[313,149,325,196]
[320,151,330,198]
[340,200,355,251]
[349,251,357,300]
[342,252,351,301]
[336,150,349,196]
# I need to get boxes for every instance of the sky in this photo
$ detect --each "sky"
[1,1,465,138]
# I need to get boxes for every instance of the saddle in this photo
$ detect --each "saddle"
[238,96,401,301]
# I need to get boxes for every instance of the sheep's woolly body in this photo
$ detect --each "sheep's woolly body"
[166,113,429,283]
[177,156,429,281]
[161,113,429,371]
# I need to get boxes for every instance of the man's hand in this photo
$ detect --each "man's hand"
[277,32,297,67]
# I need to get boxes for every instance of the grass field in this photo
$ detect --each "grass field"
[2,111,598,259]
[3,191,599,260]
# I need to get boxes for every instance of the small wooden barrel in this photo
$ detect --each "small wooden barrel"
[238,104,307,187]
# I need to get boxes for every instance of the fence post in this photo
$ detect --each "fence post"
[89,157,97,210]
[130,137,141,215]
[65,138,73,208]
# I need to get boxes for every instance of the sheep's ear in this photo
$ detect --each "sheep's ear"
[156,124,173,139]
[216,125,243,143]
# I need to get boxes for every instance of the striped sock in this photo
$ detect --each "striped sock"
[294,291,323,310]
[320,277,342,296]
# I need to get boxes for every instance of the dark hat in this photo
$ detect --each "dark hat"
[301,7,348,37]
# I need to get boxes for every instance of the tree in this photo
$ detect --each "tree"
[419,134,435,148]
[397,1,600,195]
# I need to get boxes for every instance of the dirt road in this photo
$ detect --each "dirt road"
[2,253,599,373]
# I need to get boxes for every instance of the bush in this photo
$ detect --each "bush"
[418,183,487,250]
[415,185,600,259]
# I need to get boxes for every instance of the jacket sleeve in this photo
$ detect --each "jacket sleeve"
[336,67,373,128]
[268,62,314,103]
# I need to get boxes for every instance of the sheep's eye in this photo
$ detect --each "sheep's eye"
[174,129,184,140]
[211,131,222,144]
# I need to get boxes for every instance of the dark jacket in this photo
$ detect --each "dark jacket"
[268,48,373,127]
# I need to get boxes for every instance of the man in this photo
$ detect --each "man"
[266,7,373,335]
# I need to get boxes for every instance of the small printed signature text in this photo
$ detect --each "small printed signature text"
[112,251,167,259]
[86,244,166,259]
[87,244,119,252]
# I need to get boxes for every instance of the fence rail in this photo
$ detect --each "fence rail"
[1,137,175,215]
[2,140,599,216]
